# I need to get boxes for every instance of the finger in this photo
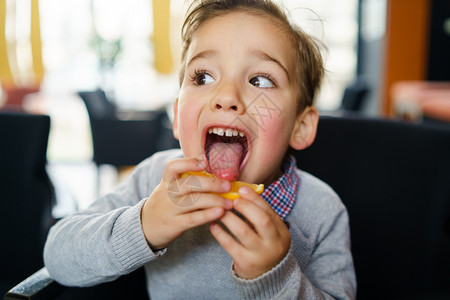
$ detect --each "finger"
[162,158,206,183]
[171,174,231,196]
[177,207,226,231]
[176,193,233,211]
[238,186,274,214]
[219,210,259,248]
[168,175,232,210]
[233,197,280,239]
[209,221,245,258]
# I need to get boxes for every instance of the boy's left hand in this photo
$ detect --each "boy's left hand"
[209,186,291,279]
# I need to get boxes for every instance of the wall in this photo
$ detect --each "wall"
[381,0,431,116]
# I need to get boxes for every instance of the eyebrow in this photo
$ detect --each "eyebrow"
[186,50,217,69]
[251,50,291,82]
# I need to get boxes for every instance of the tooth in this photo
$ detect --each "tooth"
[217,128,224,136]
[239,131,245,137]
[225,129,233,137]
[213,128,218,134]
[233,130,238,136]
[208,128,213,134]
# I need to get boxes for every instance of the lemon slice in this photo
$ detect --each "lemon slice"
[182,171,264,200]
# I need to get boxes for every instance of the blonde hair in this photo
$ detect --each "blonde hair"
[179,0,324,112]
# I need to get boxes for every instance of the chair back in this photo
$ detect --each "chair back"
[0,112,54,292]
[90,117,164,166]
[77,89,178,167]
[294,116,450,299]
[78,89,117,120]
[340,77,370,111]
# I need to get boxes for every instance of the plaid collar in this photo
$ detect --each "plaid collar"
[261,155,300,219]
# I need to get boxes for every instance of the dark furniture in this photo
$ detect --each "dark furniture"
[0,112,55,297]
[5,115,450,299]
[78,89,179,168]
[294,116,450,299]
[340,76,370,112]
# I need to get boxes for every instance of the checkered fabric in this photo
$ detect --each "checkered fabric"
[261,155,299,219]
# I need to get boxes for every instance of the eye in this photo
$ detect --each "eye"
[249,75,275,88]
[192,71,215,86]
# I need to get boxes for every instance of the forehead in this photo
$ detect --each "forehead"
[186,11,296,70]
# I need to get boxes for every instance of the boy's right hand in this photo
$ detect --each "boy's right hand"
[141,158,233,251]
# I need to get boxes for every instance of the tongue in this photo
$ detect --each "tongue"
[207,142,243,181]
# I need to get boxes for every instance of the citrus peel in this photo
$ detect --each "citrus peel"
[181,171,264,200]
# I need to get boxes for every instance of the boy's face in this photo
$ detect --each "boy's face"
[174,11,317,186]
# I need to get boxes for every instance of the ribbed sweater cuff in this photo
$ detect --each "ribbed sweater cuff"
[111,199,157,270]
[232,246,298,299]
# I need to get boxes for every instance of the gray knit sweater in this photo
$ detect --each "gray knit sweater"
[44,149,356,299]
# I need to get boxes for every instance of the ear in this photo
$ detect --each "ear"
[289,106,318,150]
[172,98,180,140]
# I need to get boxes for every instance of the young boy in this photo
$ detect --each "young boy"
[44,0,356,298]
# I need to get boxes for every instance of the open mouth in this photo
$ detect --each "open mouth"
[204,126,249,181]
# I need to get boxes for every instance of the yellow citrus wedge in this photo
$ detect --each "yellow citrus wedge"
[182,171,264,200]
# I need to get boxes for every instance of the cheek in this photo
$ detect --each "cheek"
[177,101,200,154]
[258,104,295,143]
[254,114,292,157]
[178,104,195,132]
[246,117,292,184]
[263,118,287,142]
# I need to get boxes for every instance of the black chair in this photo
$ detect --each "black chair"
[340,76,370,112]
[0,112,55,297]
[78,89,179,195]
[78,89,179,168]
[294,115,450,299]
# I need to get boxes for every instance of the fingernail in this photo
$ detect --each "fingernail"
[212,207,223,216]
[222,180,231,191]
[225,199,233,209]
[239,186,250,195]
[197,160,206,169]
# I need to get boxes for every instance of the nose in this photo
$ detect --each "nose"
[210,83,245,114]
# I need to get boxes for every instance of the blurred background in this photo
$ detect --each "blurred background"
[1,0,449,213]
